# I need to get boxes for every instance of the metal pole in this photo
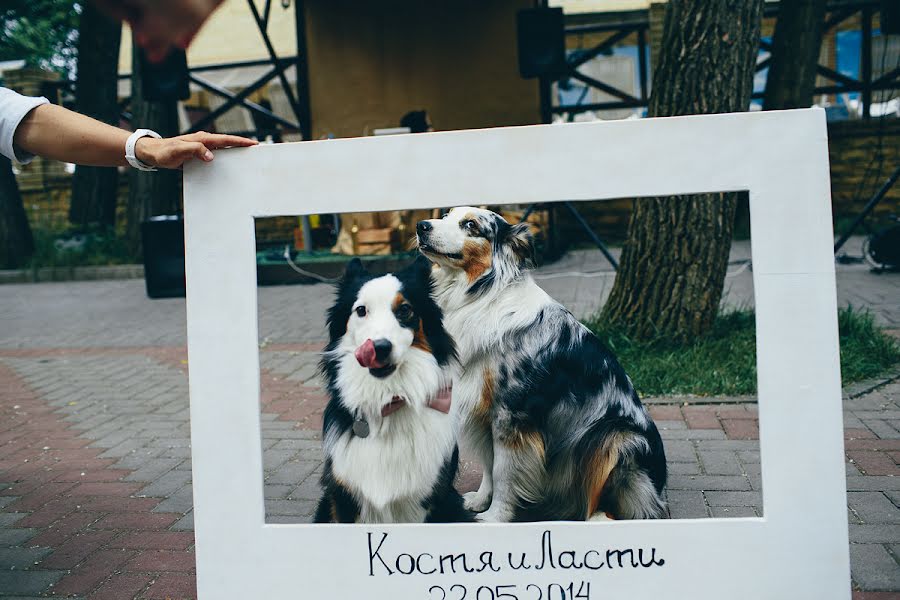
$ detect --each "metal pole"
[188,74,301,130]
[861,6,873,119]
[563,202,618,270]
[834,165,900,254]
[637,26,649,103]
[294,0,313,141]
[295,0,314,251]
[247,0,301,120]
[301,216,314,254]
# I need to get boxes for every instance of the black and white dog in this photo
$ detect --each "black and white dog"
[416,207,667,522]
[314,257,471,523]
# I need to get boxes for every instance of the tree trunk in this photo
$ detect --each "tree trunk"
[0,157,35,269]
[126,45,181,257]
[69,3,122,229]
[601,0,763,343]
[763,0,827,110]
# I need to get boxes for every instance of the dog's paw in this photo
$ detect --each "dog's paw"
[463,491,491,513]
[475,507,511,523]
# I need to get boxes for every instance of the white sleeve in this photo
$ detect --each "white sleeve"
[0,87,50,165]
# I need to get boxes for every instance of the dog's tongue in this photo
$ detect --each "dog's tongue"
[427,386,452,414]
[354,339,384,369]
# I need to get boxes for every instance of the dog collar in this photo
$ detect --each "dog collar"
[351,387,452,439]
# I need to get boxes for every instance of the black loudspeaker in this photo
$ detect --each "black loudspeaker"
[882,0,900,35]
[140,48,190,102]
[516,7,566,80]
[142,215,186,299]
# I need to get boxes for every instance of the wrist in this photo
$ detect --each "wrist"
[125,128,162,171]
[134,137,159,167]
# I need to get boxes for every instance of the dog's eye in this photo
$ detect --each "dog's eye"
[464,220,480,234]
[355,306,367,318]
[395,304,413,321]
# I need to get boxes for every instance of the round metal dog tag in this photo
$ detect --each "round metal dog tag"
[352,419,370,438]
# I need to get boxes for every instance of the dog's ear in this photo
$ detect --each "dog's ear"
[410,254,434,276]
[327,259,368,343]
[505,222,535,267]
[343,257,368,281]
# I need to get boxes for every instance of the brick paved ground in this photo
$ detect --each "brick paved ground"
[0,240,898,598]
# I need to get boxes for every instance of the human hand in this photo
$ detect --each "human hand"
[134,131,258,169]
[93,0,225,62]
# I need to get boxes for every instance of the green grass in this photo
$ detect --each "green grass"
[28,228,136,269]
[584,307,900,397]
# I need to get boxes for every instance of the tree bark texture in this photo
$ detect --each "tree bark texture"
[601,0,763,343]
[763,0,827,110]
[0,156,35,269]
[126,45,181,257]
[69,3,122,228]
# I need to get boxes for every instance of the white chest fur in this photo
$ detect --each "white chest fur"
[329,407,456,520]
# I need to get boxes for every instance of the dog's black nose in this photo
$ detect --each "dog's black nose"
[416,221,432,235]
[372,339,392,361]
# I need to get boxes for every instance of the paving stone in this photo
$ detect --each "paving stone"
[171,511,194,531]
[265,460,317,485]
[90,572,153,600]
[850,544,900,590]
[271,439,321,451]
[151,486,194,514]
[143,572,196,600]
[98,438,152,459]
[668,475,752,491]
[704,491,762,507]
[848,492,900,524]
[51,548,135,596]
[0,512,26,527]
[662,440,696,463]
[39,531,118,569]
[266,499,317,517]
[850,524,900,544]
[666,490,709,519]
[660,429,727,441]
[697,450,744,475]
[122,458,182,483]
[737,450,761,464]
[0,527,38,546]
[137,470,192,498]
[0,570,65,596]
[0,546,52,570]
[265,484,294,499]
[668,462,701,475]
[289,475,322,501]
[847,477,900,492]
[710,506,758,518]
[695,440,761,451]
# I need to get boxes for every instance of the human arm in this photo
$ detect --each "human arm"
[12,102,256,169]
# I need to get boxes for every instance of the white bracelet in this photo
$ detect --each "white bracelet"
[125,128,162,171]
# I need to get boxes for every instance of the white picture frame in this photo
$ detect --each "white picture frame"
[183,108,849,600]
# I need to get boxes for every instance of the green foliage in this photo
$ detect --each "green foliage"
[28,227,136,268]
[0,0,79,76]
[837,307,900,383]
[584,307,900,396]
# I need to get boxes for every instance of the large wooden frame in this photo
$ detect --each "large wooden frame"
[184,108,849,599]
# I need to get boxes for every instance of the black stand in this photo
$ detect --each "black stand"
[521,202,619,270]
[527,69,618,270]
[834,165,900,255]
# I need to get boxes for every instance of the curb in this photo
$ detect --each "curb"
[644,364,900,406]
[842,364,900,399]
[0,264,145,284]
